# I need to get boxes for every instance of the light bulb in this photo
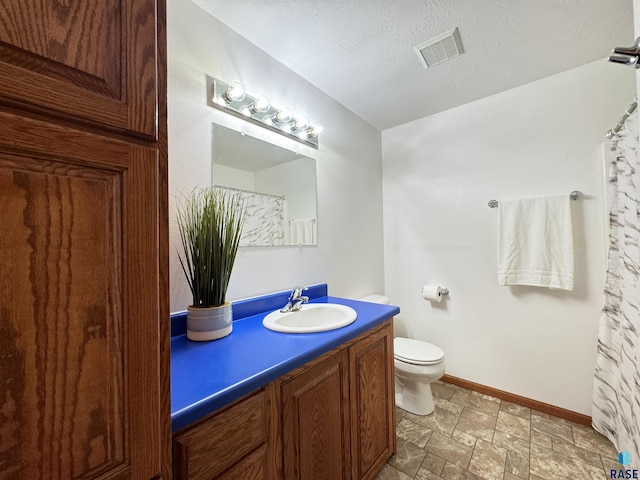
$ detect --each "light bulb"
[250,96,270,114]
[223,82,246,103]
[292,115,309,131]
[307,126,324,138]
[273,107,293,123]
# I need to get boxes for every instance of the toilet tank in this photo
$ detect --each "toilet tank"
[359,294,390,305]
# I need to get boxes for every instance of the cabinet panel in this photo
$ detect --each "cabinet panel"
[0,155,125,479]
[215,445,266,480]
[350,322,396,480]
[0,112,162,479]
[173,390,268,480]
[282,350,350,480]
[0,0,158,138]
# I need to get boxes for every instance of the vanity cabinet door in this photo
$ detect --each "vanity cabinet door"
[0,0,159,138]
[349,321,396,480]
[281,350,351,480]
[0,111,164,479]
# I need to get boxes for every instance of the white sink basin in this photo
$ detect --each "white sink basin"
[262,303,357,333]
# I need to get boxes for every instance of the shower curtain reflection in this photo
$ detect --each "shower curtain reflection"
[592,105,640,463]
[214,186,285,246]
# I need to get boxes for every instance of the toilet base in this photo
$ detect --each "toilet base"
[395,377,436,416]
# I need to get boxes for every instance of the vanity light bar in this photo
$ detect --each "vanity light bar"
[210,77,321,148]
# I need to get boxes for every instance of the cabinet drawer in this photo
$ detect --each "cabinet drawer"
[174,389,268,480]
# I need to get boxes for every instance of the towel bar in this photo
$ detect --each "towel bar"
[488,191,583,208]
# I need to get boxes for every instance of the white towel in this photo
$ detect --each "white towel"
[497,194,574,290]
[289,219,316,245]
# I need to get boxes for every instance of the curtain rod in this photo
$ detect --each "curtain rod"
[606,99,637,139]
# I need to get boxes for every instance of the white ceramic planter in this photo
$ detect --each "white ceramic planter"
[187,303,233,341]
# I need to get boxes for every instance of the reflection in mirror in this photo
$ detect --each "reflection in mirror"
[212,124,317,246]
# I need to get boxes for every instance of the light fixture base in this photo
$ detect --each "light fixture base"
[208,76,319,149]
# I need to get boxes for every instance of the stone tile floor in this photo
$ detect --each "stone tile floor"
[376,381,618,480]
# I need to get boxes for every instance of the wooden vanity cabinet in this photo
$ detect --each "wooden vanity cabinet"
[172,319,395,480]
[278,320,396,480]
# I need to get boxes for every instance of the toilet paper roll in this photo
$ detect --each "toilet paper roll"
[422,285,443,302]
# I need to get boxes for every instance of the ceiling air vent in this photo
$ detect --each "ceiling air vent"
[414,27,464,69]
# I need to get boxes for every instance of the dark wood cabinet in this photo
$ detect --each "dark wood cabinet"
[0,0,159,138]
[349,323,396,480]
[172,321,395,480]
[281,350,351,480]
[0,112,164,479]
[279,320,395,480]
[174,388,275,480]
[0,1,169,479]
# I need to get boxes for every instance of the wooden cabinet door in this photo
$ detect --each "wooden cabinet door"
[282,350,351,480]
[0,110,162,479]
[349,321,396,480]
[0,0,158,139]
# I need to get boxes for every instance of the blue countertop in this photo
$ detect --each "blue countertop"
[170,288,399,432]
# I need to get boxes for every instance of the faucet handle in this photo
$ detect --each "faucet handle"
[290,286,308,298]
[281,286,309,312]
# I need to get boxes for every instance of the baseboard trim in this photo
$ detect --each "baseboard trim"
[441,374,592,427]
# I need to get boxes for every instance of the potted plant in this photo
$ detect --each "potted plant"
[176,187,245,341]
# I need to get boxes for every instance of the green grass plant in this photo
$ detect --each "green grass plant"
[176,187,245,308]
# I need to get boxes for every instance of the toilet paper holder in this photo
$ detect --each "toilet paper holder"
[421,285,450,302]
[420,286,449,295]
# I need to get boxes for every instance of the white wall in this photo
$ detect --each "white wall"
[214,164,256,191]
[382,60,636,415]
[168,0,385,312]
[255,158,317,221]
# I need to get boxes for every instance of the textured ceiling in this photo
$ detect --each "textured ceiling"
[192,0,634,130]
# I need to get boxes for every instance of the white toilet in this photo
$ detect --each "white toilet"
[394,337,445,415]
[360,294,445,416]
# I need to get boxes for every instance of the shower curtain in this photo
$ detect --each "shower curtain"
[592,107,640,462]
[214,186,285,246]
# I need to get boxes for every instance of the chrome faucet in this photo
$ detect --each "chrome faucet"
[280,286,309,313]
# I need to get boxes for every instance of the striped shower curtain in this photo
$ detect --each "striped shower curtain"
[592,107,640,463]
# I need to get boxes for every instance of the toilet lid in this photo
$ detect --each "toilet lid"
[394,337,444,365]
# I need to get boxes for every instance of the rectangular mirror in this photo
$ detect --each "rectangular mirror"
[212,123,318,246]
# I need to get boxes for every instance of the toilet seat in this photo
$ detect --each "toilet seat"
[394,337,444,366]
